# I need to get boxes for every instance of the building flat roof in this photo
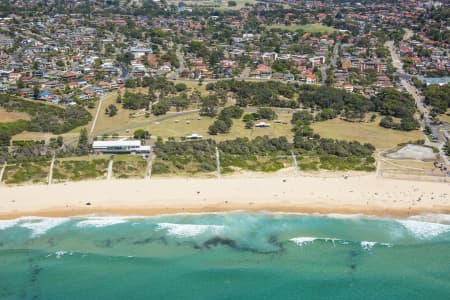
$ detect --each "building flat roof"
[93,140,141,147]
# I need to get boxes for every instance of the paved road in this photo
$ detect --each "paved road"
[403,28,414,41]
[239,66,251,79]
[320,42,339,84]
[119,63,129,80]
[386,37,449,168]
[176,44,185,74]
[330,42,340,68]
[320,64,327,84]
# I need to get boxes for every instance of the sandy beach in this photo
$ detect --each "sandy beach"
[0,173,449,219]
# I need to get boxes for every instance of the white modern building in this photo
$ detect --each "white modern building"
[92,140,151,154]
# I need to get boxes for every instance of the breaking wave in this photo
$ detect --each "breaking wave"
[397,220,450,239]
[19,217,69,237]
[289,237,342,247]
[156,223,225,238]
[76,217,130,228]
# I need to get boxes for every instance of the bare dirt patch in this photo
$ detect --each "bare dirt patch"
[0,107,30,122]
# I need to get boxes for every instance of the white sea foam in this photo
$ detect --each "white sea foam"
[361,241,377,250]
[289,237,318,246]
[55,251,67,259]
[0,216,39,230]
[409,214,450,225]
[0,219,19,230]
[20,217,69,237]
[360,241,393,250]
[76,217,128,228]
[289,237,342,247]
[156,223,225,238]
[397,220,450,239]
[321,213,366,220]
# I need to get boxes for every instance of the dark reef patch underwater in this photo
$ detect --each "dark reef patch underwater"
[0,213,450,300]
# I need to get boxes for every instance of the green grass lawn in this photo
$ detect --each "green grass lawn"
[215,112,293,142]
[145,114,214,139]
[265,23,336,33]
[137,111,293,142]
[172,80,208,95]
[311,116,424,150]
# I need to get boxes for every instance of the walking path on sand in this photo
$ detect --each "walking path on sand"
[47,154,55,185]
[216,147,221,178]
[0,161,6,183]
[291,151,299,176]
[145,153,155,179]
[107,158,114,180]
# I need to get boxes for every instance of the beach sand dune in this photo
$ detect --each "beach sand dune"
[0,174,449,219]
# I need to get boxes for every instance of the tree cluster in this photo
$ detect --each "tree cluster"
[423,85,450,114]
[0,94,91,145]
[291,113,375,158]
[298,85,372,118]
[218,136,291,155]
[122,91,150,110]
[372,88,419,131]
[208,106,243,135]
[206,80,297,108]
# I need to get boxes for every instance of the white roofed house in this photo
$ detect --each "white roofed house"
[129,46,153,59]
[92,140,151,154]
[130,62,146,77]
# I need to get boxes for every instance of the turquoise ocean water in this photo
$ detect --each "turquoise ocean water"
[1,213,449,299]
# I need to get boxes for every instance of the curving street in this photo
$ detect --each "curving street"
[386,33,449,168]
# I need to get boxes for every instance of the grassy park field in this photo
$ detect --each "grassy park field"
[132,111,293,141]
[312,116,423,150]
[174,80,208,95]
[91,91,146,136]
